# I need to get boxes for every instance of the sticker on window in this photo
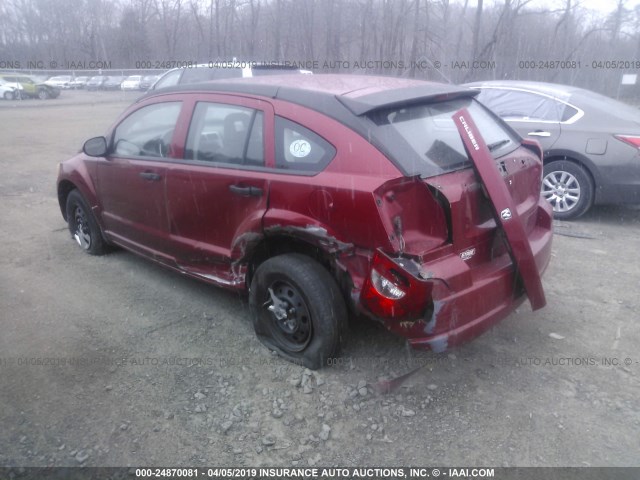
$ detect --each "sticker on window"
[289,139,311,158]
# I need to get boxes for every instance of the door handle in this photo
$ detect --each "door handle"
[527,130,551,137]
[139,171,161,181]
[229,184,263,197]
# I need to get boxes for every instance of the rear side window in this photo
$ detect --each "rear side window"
[153,69,182,89]
[185,102,264,166]
[475,88,566,122]
[561,105,579,122]
[368,98,519,178]
[275,117,336,173]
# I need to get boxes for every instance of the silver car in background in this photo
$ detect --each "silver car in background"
[465,80,640,219]
[45,75,72,89]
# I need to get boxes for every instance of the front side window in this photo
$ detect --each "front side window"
[275,117,336,172]
[185,102,264,166]
[112,102,182,158]
[368,97,520,177]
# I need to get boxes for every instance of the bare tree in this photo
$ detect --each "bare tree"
[155,0,184,58]
[471,0,483,64]
[1,0,638,98]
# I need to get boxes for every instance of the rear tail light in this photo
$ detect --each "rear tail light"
[614,134,640,149]
[370,268,406,299]
[360,250,432,320]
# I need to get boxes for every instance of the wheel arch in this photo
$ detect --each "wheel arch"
[57,177,102,228]
[57,180,78,221]
[543,149,599,189]
[244,233,355,309]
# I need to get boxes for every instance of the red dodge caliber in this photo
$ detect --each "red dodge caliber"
[57,74,553,369]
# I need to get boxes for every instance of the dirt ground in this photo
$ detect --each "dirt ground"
[0,90,639,469]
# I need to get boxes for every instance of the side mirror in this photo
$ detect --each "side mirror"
[83,136,108,157]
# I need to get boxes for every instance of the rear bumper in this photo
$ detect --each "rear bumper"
[382,199,553,352]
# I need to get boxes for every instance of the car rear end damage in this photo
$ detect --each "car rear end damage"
[344,90,552,351]
[235,79,552,353]
[355,168,552,352]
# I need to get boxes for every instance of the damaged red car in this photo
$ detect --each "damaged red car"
[57,74,553,369]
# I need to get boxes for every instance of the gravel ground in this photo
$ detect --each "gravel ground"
[0,90,639,469]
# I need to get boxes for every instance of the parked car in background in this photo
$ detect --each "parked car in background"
[57,74,552,368]
[138,75,159,91]
[45,75,72,89]
[103,76,126,90]
[0,74,60,99]
[0,77,23,100]
[150,62,312,90]
[121,75,142,91]
[465,80,640,219]
[70,76,89,89]
[86,75,108,91]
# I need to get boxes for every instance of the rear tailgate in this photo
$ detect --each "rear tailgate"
[453,108,546,310]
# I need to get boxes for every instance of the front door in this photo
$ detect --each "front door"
[97,101,184,259]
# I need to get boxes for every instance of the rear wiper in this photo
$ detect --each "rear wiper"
[487,139,510,151]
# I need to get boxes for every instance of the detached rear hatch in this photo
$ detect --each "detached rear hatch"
[364,94,547,310]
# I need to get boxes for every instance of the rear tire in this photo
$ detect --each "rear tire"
[65,190,106,255]
[249,254,347,370]
[542,160,593,220]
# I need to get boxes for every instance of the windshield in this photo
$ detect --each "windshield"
[368,97,520,178]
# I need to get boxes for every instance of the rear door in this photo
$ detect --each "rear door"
[164,95,273,283]
[473,87,562,150]
[97,99,186,259]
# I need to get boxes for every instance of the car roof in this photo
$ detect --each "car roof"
[463,80,585,102]
[145,74,477,116]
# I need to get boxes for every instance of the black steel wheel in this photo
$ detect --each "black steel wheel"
[249,254,347,369]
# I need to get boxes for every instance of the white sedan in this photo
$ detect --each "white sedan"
[45,75,72,89]
[0,80,22,100]
[121,75,142,91]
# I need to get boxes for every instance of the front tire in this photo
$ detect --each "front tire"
[541,160,594,220]
[65,190,106,255]
[3,91,14,100]
[249,254,347,370]
[37,88,50,100]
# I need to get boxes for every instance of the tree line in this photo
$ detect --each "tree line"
[1,0,640,97]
